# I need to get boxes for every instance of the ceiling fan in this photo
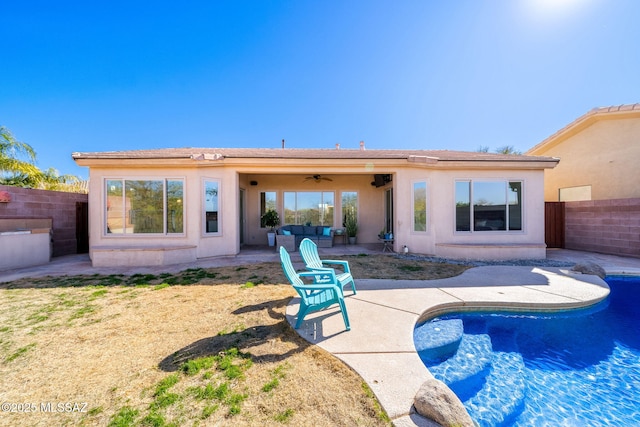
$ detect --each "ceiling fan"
[303,174,333,183]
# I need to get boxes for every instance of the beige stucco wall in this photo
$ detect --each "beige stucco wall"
[239,167,546,257]
[87,167,392,263]
[87,166,240,264]
[529,117,640,201]
[82,157,550,266]
[393,168,547,259]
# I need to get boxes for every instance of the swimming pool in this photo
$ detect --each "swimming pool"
[413,275,640,427]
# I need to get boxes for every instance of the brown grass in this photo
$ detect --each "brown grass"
[0,255,467,427]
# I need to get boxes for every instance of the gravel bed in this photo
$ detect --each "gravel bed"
[394,254,575,268]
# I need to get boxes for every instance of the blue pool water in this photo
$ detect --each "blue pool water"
[414,276,640,427]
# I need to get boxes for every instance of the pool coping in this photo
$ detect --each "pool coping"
[286,265,614,427]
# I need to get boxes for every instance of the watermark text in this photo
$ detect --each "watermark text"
[1,402,88,413]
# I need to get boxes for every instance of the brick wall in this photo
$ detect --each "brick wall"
[565,198,640,258]
[0,185,88,257]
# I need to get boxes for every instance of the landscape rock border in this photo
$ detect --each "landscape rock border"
[413,378,476,427]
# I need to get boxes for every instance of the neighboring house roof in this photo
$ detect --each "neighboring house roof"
[527,103,640,155]
[73,147,558,167]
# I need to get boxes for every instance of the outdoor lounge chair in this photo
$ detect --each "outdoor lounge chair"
[279,246,350,331]
[299,238,357,295]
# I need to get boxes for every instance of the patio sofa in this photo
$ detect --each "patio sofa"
[276,225,334,251]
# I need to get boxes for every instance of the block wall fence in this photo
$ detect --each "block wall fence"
[564,198,640,258]
[0,185,88,257]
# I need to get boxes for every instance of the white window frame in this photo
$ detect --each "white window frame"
[283,191,335,226]
[454,179,524,233]
[412,180,428,233]
[104,177,185,237]
[203,178,221,236]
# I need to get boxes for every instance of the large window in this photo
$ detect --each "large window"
[260,191,277,228]
[284,192,334,226]
[456,180,522,232]
[204,180,219,234]
[413,182,427,232]
[105,179,184,234]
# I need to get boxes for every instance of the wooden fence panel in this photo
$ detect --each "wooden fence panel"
[545,202,565,248]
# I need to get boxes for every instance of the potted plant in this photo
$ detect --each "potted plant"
[261,210,280,246]
[345,211,358,244]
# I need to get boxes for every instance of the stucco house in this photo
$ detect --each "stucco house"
[527,103,640,202]
[527,103,640,257]
[72,146,558,267]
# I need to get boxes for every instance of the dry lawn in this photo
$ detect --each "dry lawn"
[0,255,467,427]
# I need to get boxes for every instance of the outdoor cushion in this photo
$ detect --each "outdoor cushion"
[277,224,334,249]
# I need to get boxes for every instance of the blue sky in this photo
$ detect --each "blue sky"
[2,0,639,179]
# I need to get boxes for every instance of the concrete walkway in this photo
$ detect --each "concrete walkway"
[284,251,640,427]
[2,247,640,426]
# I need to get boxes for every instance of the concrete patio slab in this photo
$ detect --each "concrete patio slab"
[289,295,424,353]
[522,267,611,302]
[338,352,432,420]
[350,286,461,319]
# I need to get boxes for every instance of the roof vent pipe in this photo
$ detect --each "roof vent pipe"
[282,139,285,149]
[335,143,340,150]
[360,141,365,150]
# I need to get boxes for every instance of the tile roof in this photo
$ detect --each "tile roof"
[73,147,557,163]
[589,103,640,114]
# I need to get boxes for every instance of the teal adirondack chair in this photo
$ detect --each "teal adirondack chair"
[299,238,357,295]
[279,246,350,331]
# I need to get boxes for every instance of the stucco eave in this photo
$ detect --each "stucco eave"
[429,159,559,170]
[225,157,413,171]
[72,158,223,168]
[73,157,558,172]
[74,158,558,172]
[74,157,411,171]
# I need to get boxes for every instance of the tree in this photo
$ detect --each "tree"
[0,126,86,192]
[345,210,358,237]
[34,167,84,191]
[0,126,40,178]
[494,145,522,155]
[261,209,280,231]
[476,145,522,155]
